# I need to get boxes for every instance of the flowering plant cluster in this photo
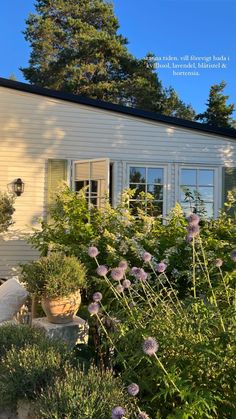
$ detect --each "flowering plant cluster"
[29,186,236,303]
[86,227,236,417]
[28,186,236,417]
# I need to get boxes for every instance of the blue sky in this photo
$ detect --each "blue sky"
[0,0,235,117]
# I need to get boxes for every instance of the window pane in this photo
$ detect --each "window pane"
[181,204,193,216]
[147,184,163,200]
[91,181,98,193]
[180,186,196,201]
[147,168,163,184]
[199,170,214,186]
[198,186,214,201]
[91,161,107,180]
[181,169,196,185]
[129,167,146,183]
[75,180,88,191]
[204,203,214,218]
[75,162,90,180]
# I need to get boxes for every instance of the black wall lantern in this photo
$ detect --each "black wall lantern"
[13,178,24,196]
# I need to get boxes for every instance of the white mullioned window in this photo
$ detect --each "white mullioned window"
[128,165,166,216]
[179,167,217,218]
[73,159,110,208]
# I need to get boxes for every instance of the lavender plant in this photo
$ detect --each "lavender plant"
[35,366,135,419]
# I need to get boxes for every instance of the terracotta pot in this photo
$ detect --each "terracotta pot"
[41,290,81,324]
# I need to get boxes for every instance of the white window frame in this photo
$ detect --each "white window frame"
[177,164,221,218]
[72,158,110,207]
[126,162,168,217]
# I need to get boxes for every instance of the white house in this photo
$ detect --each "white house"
[0,77,236,278]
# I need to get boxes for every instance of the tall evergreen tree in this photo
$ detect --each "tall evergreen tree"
[21,0,195,118]
[163,87,196,120]
[196,81,235,128]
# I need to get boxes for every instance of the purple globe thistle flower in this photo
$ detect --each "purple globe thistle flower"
[156,262,167,273]
[186,234,193,243]
[122,279,131,289]
[96,265,108,277]
[214,258,223,268]
[142,337,159,356]
[231,249,236,262]
[137,412,150,419]
[142,251,152,262]
[134,268,148,281]
[92,292,103,302]
[88,246,99,258]
[118,260,128,270]
[111,267,124,281]
[187,224,200,237]
[88,302,100,315]
[130,266,140,276]
[116,284,124,293]
[127,383,139,396]
[188,213,200,226]
[112,406,126,419]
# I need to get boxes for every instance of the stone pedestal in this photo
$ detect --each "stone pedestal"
[0,408,17,419]
[32,316,89,348]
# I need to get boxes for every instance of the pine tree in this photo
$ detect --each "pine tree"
[21,0,160,105]
[162,87,196,120]
[196,81,235,128]
[21,0,195,118]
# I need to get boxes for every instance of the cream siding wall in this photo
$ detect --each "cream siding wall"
[0,86,236,277]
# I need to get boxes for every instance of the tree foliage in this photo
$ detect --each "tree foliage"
[21,0,195,118]
[162,86,196,120]
[196,81,235,128]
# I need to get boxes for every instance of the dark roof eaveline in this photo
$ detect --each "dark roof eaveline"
[1,77,236,139]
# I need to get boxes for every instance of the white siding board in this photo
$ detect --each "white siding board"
[0,236,39,279]
[1,85,236,277]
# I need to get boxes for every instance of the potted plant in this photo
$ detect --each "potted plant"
[20,253,86,324]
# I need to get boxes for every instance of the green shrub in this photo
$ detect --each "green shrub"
[0,191,15,233]
[0,325,136,417]
[0,324,46,358]
[35,365,135,419]
[0,332,70,407]
[20,253,87,298]
[28,186,236,300]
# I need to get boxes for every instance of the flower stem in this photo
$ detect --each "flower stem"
[192,237,196,299]
[95,314,128,368]
[219,268,230,306]
[153,353,180,393]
